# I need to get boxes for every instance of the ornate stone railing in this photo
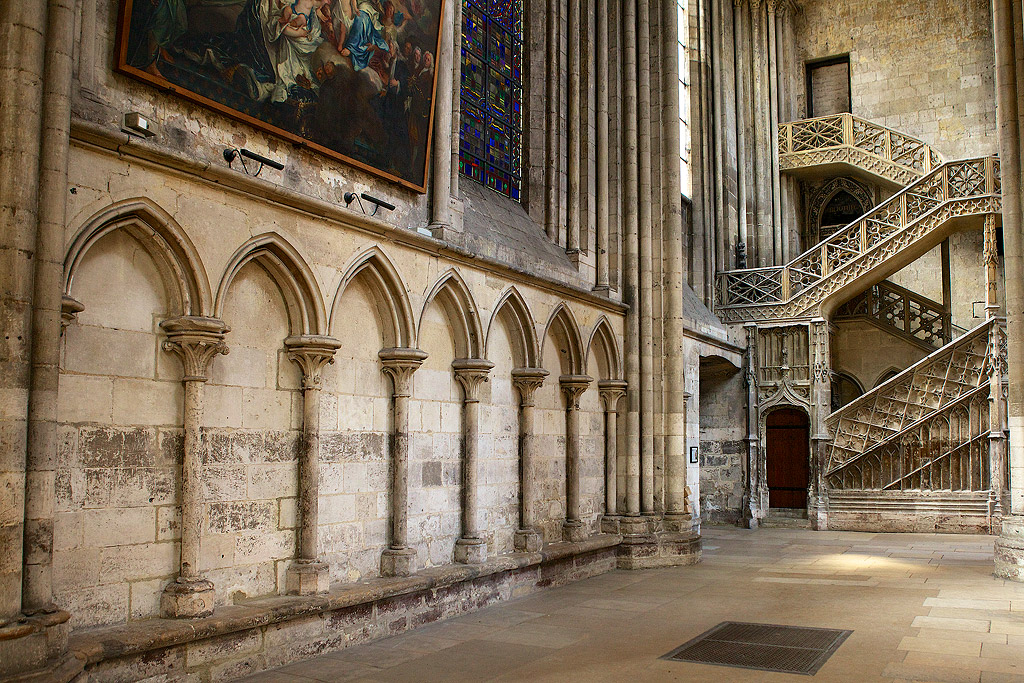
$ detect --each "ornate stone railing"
[779,113,944,186]
[717,156,1001,323]
[834,279,950,350]
[824,319,1004,490]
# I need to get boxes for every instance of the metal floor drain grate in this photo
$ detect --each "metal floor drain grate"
[663,622,853,676]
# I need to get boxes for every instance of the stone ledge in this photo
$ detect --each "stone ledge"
[69,534,622,670]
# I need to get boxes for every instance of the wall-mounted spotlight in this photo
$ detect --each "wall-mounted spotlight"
[343,191,396,217]
[122,112,157,138]
[223,147,284,177]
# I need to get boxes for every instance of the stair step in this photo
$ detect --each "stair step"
[761,509,812,529]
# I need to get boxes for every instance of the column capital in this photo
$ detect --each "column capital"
[286,335,342,389]
[379,347,428,396]
[733,0,746,7]
[597,379,627,411]
[511,367,549,406]
[60,294,84,331]
[160,316,229,381]
[767,0,786,14]
[749,0,765,9]
[452,358,495,402]
[559,374,593,409]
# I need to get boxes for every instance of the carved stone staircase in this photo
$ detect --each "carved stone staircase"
[717,156,1001,323]
[779,113,944,188]
[822,318,1006,531]
[833,279,951,351]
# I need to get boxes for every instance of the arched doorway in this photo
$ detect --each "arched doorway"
[766,408,810,510]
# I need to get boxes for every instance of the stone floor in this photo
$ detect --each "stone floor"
[242,527,1024,682]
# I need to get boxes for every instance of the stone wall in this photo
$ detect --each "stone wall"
[794,0,997,159]
[697,364,746,525]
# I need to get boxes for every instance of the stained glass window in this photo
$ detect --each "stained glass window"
[460,0,523,201]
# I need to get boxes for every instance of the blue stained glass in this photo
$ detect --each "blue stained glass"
[460,0,522,201]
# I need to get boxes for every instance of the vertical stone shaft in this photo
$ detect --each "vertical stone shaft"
[599,381,627,515]
[767,2,782,264]
[622,0,641,516]
[285,337,341,567]
[595,0,610,289]
[545,0,560,241]
[567,0,581,253]
[160,317,228,618]
[711,0,726,277]
[733,0,749,263]
[453,359,493,564]
[988,322,1007,512]
[451,0,462,197]
[662,0,686,517]
[512,369,547,551]
[0,0,47,623]
[993,0,1024,517]
[750,0,770,266]
[561,375,592,541]
[379,348,427,577]
[23,0,74,613]
[742,323,760,525]
[430,0,455,230]
[809,318,831,530]
[637,0,655,516]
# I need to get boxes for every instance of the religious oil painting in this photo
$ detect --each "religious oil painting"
[116,0,446,191]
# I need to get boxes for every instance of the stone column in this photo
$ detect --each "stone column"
[767,0,783,264]
[560,375,593,541]
[512,368,548,552]
[566,0,581,256]
[379,348,427,577]
[159,317,229,618]
[733,0,750,265]
[544,0,560,242]
[429,0,455,235]
[453,359,494,564]
[599,381,627,515]
[742,323,760,527]
[594,0,611,291]
[284,336,341,595]
[750,0,771,266]
[808,318,831,530]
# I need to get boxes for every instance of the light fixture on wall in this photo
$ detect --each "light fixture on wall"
[343,191,396,217]
[122,112,157,138]
[223,148,284,177]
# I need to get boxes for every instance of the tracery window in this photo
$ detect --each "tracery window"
[459,0,523,200]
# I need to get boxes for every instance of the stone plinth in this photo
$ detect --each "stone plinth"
[995,515,1024,581]
[161,578,216,619]
[616,515,701,569]
[454,538,488,564]
[286,560,331,596]
[381,548,417,577]
[513,529,543,552]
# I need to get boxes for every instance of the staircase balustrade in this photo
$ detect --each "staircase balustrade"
[834,279,951,350]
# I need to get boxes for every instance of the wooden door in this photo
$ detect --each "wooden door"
[766,408,810,509]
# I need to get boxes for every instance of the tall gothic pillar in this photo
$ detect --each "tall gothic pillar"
[512,368,548,552]
[598,380,627,517]
[808,318,831,531]
[453,359,494,564]
[159,316,229,618]
[379,348,427,577]
[284,336,341,595]
[742,323,761,527]
[560,375,592,542]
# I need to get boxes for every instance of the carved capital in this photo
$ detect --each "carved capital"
[60,295,85,332]
[452,358,495,402]
[160,316,230,381]
[285,335,342,390]
[559,374,593,410]
[597,379,627,412]
[379,347,428,396]
[733,0,745,6]
[767,0,786,14]
[511,367,549,406]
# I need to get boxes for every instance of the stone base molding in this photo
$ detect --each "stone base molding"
[380,547,418,577]
[994,516,1024,581]
[160,578,216,619]
[0,612,79,683]
[66,537,622,681]
[615,515,702,570]
[285,560,331,596]
[513,529,543,552]
[453,538,488,564]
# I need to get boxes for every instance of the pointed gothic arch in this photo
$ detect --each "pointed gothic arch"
[485,286,540,368]
[214,233,327,336]
[330,246,416,348]
[585,316,622,380]
[418,269,485,359]
[64,198,211,316]
[542,303,585,376]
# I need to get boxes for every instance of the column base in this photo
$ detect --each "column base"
[514,529,543,552]
[600,515,622,534]
[380,547,417,577]
[0,611,79,682]
[616,516,702,570]
[161,577,216,619]
[286,560,331,595]
[995,515,1024,582]
[454,538,488,564]
[662,513,693,533]
[562,520,587,542]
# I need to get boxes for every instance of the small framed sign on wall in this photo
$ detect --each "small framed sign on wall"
[689,446,699,465]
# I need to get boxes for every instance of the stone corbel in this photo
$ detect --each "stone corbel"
[284,335,342,595]
[59,294,84,334]
[159,316,229,619]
